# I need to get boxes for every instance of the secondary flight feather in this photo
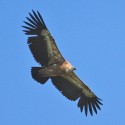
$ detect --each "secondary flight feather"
[22,10,103,116]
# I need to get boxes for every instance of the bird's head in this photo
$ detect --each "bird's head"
[66,66,76,73]
[71,66,76,71]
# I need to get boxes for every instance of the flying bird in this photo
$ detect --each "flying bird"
[22,10,103,116]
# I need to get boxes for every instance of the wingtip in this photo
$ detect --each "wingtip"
[32,10,36,15]
[96,96,103,101]
[22,30,28,35]
[78,95,102,116]
[32,9,35,12]
[37,10,40,14]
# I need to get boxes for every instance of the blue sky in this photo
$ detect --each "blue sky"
[0,0,125,125]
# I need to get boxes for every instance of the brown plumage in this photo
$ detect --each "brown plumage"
[22,10,103,116]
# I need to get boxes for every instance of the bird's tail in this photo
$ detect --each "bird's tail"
[31,67,49,84]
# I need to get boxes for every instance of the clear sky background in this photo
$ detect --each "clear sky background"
[0,0,125,125]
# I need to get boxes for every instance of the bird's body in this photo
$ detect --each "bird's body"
[23,10,103,116]
[38,60,75,77]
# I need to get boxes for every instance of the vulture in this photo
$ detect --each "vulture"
[22,10,103,116]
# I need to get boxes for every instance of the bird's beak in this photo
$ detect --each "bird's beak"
[73,67,76,70]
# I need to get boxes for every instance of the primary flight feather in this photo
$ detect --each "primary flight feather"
[22,10,103,116]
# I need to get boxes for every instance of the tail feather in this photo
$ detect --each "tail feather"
[31,67,49,84]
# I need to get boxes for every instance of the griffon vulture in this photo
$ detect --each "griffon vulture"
[22,10,103,116]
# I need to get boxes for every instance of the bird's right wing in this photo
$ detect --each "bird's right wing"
[51,72,103,116]
[22,10,65,66]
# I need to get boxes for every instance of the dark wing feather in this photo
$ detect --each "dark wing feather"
[51,75,82,100]
[23,10,64,66]
[28,36,49,65]
[51,72,103,116]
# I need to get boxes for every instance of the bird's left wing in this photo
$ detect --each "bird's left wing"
[22,10,65,66]
[51,72,103,116]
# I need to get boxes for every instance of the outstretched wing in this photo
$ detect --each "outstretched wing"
[51,72,103,116]
[22,10,65,66]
